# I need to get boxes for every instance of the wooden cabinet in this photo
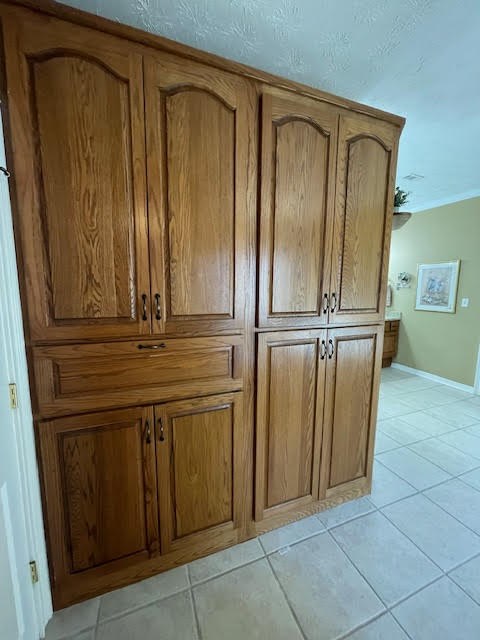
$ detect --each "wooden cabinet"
[255,331,326,523]
[38,406,159,605]
[330,114,398,325]
[257,88,337,328]
[320,325,383,496]
[383,320,400,367]
[144,53,255,334]
[155,393,244,553]
[3,12,150,341]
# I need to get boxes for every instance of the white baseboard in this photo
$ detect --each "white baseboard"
[391,362,477,394]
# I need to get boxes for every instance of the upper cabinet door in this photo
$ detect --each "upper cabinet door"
[145,53,256,334]
[257,88,338,328]
[330,114,400,324]
[3,11,151,341]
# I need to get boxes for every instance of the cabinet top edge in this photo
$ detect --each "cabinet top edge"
[0,0,406,129]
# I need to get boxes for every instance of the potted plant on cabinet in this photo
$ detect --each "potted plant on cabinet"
[392,187,412,230]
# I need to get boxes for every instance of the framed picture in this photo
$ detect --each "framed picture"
[415,260,460,313]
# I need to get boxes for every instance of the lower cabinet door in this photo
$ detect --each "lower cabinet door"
[38,406,159,605]
[255,330,326,523]
[320,325,382,497]
[155,392,244,554]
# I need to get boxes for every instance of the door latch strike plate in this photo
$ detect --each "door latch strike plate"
[29,560,38,584]
[8,383,18,409]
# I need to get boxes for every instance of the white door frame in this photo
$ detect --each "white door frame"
[0,108,52,636]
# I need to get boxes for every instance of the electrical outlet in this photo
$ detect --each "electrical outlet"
[461,298,470,308]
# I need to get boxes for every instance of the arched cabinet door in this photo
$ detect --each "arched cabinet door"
[2,10,150,341]
[330,114,400,324]
[144,53,256,334]
[257,88,338,328]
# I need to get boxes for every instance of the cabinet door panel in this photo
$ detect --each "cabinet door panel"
[330,114,400,324]
[258,89,337,328]
[145,53,255,334]
[39,407,158,594]
[321,326,382,497]
[155,393,244,553]
[3,11,150,340]
[255,330,326,522]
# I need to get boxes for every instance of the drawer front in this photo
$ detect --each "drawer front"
[33,337,243,417]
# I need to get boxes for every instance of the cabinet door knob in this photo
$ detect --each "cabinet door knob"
[322,293,329,314]
[141,293,148,321]
[327,339,334,359]
[154,293,162,320]
[144,419,151,444]
[158,418,165,442]
[330,292,337,313]
[320,339,326,360]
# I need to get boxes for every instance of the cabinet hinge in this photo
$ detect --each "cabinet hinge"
[29,560,39,584]
[8,383,18,409]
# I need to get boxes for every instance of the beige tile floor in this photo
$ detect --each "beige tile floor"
[44,368,480,640]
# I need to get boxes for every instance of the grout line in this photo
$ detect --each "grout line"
[264,553,308,640]
[189,588,203,640]
[404,442,480,478]
[420,489,480,541]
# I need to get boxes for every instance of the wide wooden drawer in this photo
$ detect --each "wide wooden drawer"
[33,336,243,418]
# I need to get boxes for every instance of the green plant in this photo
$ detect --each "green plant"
[394,187,410,208]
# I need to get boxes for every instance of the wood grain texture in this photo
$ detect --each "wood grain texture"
[145,52,255,334]
[330,114,398,325]
[38,406,159,589]
[1,9,150,340]
[155,393,244,554]
[0,2,406,128]
[32,336,243,417]
[258,87,338,328]
[382,319,399,367]
[320,325,382,495]
[255,330,326,522]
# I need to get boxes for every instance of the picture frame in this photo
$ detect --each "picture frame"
[415,260,460,313]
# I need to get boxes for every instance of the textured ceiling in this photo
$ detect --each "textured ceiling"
[59,0,480,211]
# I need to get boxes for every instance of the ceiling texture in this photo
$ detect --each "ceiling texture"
[59,0,480,212]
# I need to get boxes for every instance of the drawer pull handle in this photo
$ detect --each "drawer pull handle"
[327,339,334,359]
[141,293,148,321]
[330,292,337,313]
[320,339,326,360]
[158,418,165,442]
[137,343,166,350]
[154,293,162,320]
[322,293,329,314]
[145,419,151,444]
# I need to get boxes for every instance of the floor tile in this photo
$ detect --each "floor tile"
[97,591,197,640]
[399,410,458,436]
[45,598,100,640]
[460,468,480,491]
[331,511,440,607]
[399,388,453,410]
[318,496,375,529]
[435,386,476,401]
[346,613,410,639]
[425,402,480,428]
[377,397,413,420]
[392,577,480,640]
[269,533,384,640]
[70,632,95,640]
[449,555,480,604]
[383,494,480,571]
[377,417,429,445]
[459,400,480,420]
[425,479,480,534]
[464,423,480,438]
[193,558,303,640]
[188,538,264,584]
[440,430,480,459]
[259,515,325,554]
[377,447,451,490]
[388,377,440,394]
[381,369,415,382]
[99,566,188,622]
[374,430,401,453]
[409,438,479,476]
[368,461,417,508]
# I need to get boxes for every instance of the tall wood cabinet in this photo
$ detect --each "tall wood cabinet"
[0,0,403,608]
